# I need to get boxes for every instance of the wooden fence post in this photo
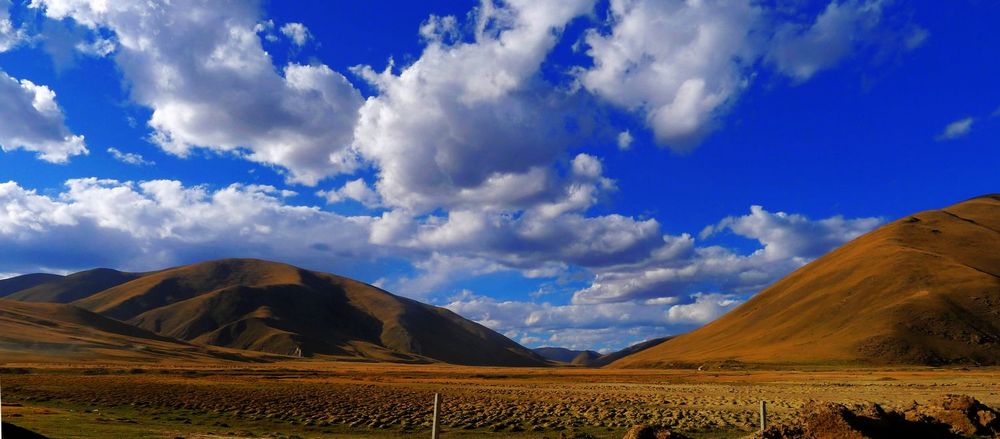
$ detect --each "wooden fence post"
[432,393,441,439]
[760,400,767,433]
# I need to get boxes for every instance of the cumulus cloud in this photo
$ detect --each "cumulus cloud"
[579,0,916,150]
[0,178,374,274]
[936,117,974,141]
[572,206,880,304]
[31,0,363,185]
[665,293,741,324]
[445,290,682,350]
[317,178,381,208]
[107,147,153,166]
[280,22,311,46]
[0,70,88,162]
[352,0,599,212]
[580,0,760,149]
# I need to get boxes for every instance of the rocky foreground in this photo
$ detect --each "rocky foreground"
[607,394,1000,439]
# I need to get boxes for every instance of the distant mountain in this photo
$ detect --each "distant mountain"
[589,336,672,367]
[61,259,546,366]
[6,268,145,303]
[571,350,602,365]
[613,195,1000,367]
[0,273,62,297]
[533,347,600,363]
[533,337,672,367]
[0,299,266,364]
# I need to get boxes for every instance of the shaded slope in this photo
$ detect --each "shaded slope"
[533,347,596,363]
[589,336,672,367]
[0,299,269,364]
[533,337,671,366]
[614,195,1000,367]
[77,259,545,366]
[0,273,62,297]
[8,269,145,303]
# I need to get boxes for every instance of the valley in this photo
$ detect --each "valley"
[4,363,1000,438]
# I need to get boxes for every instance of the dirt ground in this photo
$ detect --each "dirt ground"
[2,362,999,438]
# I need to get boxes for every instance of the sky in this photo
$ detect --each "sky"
[0,0,997,352]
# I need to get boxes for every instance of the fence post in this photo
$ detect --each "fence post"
[432,393,441,439]
[760,400,767,433]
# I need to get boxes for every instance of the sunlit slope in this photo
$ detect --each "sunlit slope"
[0,299,268,364]
[614,195,1000,367]
[73,258,545,366]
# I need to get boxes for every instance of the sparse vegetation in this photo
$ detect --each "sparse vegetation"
[3,365,999,438]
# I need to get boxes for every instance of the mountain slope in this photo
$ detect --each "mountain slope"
[533,347,598,363]
[0,299,268,364]
[588,336,672,367]
[613,195,1000,367]
[0,273,62,297]
[7,268,145,303]
[73,259,545,366]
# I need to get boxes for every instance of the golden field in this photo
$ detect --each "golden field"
[4,362,1000,438]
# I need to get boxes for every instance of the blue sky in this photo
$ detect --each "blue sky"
[0,0,997,351]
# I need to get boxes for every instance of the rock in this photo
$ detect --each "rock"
[920,394,1000,436]
[621,424,692,439]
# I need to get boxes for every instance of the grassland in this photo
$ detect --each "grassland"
[3,362,1000,438]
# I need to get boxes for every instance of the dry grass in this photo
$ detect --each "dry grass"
[3,362,1000,438]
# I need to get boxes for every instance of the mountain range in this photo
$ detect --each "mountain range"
[0,259,545,366]
[2,195,998,367]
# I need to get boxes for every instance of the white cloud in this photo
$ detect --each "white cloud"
[32,0,363,186]
[580,0,760,149]
[665,293,741,324]
[0,70,88,162]
[107,147,153,166]
[0,178,375,274]
[572,206,880,304]
[936,117,974,141]
[767,0,887,81]
[352,0,598,212]
[616,130,633,150]
[317,178,381,208]
[0,0,27,52]
[75,36,114,56]
[280,22,311,46]
[580,0,915,151]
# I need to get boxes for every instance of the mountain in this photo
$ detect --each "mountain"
[0,273,62,297]
[532,337,671,366]
[533,347,599,363]
[70,259,545,366]
[0,299,267,364]
[571,350,602,365]
[613,195,1000,367]
[588,336,672,367]
[6,268,145,303]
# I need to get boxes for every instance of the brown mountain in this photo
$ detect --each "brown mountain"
[6,268,145,303]
[70,259,545,366]
[613,195,1000,367]
[0,299,268,364]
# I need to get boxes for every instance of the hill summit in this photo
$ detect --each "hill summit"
[1,258,545,366]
